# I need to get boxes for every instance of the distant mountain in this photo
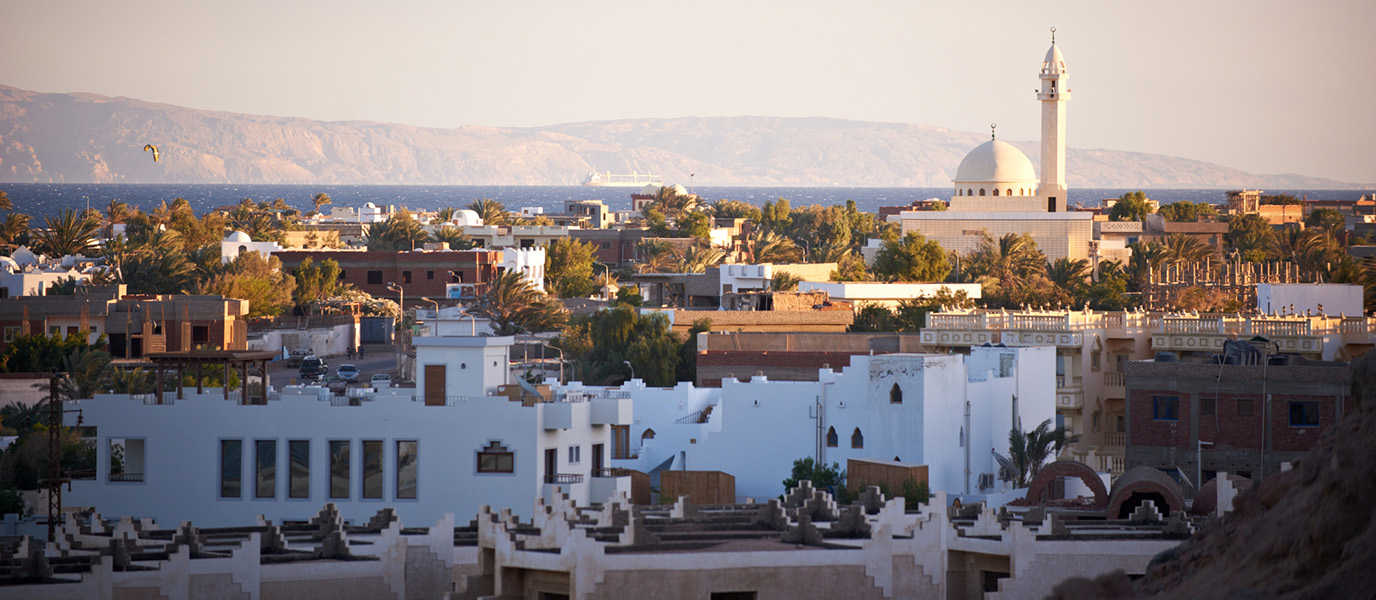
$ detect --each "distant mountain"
[0,85,1363,189]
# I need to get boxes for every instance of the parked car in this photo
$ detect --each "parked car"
[299,356,328,382]
[336,364,360,383]
[285,349,310,368]
[370,373,392,387]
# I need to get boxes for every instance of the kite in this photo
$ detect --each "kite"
[143,144,160,162]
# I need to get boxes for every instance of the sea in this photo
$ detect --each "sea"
[2,183,1370,218]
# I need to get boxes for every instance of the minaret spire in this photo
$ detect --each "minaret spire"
[1037,30,1069,212]
[990,123,997,140]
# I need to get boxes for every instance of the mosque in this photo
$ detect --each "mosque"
[898,32,1124,264]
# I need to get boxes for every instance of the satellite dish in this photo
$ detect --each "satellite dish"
[991,449,1017,481]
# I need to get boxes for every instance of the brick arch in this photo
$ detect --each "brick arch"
[1025,460,1108,506]
[1191,474,1252,516]
[1108,466,1186,519]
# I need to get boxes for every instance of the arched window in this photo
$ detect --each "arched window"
[238,245,248,254]
[826,427,838,448]
[956,188,962,196]
[851,428,864,449]
[1007,188,1013,197]
[979,188,986,196]
[1019,188,1025,196]
[890,383,903,404]
[641,428,656,441]
[967,188,973,197]
[992,188,1000,196]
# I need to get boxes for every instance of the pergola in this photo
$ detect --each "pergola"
[145,350,280,405]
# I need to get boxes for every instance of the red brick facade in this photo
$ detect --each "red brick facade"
[274,250,501,300]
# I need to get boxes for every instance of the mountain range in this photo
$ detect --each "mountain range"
[0,85,1361,189]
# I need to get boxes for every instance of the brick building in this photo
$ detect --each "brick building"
[569,228,652,267]
[1124,357,1352,486]
[0,285,249,358]
[272,249,501,301]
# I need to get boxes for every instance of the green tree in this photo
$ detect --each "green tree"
[293,257,343,314]
[366,214,429,251]
[710,199,762,222]
[1008,419,1080,488]
[1162,233,1215,264]
[634,239,677,273]
[195,252,297,317]
[559,305,683,386]
[46,347,113,401]
[121,228,196,295]
[1304,208,1345,233]
[432,225,475,250]
[1226,213,1278,262]
[475,271,567,335]
[677,211,712,239]
[675,318,712,384]
[848,305,897,333]
[32,208,101,257]
[545,238,597,299]
[747,230,803,264]
[674,244,726,274]
[0,191,11,211]
[467,199,510,227]
[965,232,1048,307]
[760,197,793,232]
[872,232,951,282]
[1108,191,1154,222]
[0,213,30,249]
[781,457,845,496]
[770,271,802,291]
[1046,257,1091,301]
[0,333,103,373]
[1157,201,1218,222]
[311,192,332,215]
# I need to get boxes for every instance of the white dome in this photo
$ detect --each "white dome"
[953,140,1039,185]
[226,231,252,243]
[0,256,17,271]
[453,209,483,227]
[637,184,660,195]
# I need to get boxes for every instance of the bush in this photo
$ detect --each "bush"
[0,487,28,517]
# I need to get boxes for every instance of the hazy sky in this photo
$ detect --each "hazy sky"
[3,0,1373,183]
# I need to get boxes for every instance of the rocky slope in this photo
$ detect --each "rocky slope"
[0,85,1359,189]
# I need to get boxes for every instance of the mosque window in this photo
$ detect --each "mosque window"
[890,383,903,404]
[826,427,838,448]
[993,189,1000,196]
[1007,189,1013,196]
[968,189,974,196]
[979,189,986,196]
[851,428,864,449]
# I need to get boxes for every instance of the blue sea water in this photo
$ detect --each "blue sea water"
[1,183,1368,219]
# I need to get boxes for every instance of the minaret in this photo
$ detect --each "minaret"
[1037,28,1070,213]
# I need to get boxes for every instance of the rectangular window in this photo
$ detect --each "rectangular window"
[568,445,580,464]
[329,440,351,499]
[477,441,514,473]
[255,440,276,499]
[1289,401,1319,427]
[289,440,310,499]
[402,271,412,284]
[426,270,434,280]
[220,440,242,498]
[999,354,1014,378]
[3,326,18,342]
[109,438,145,482]
[192,325,209,344]
[1237,398,1254,417]
[367,270,383,285]
[362,440,383,499]
[396,441,418,499]
[1201,397,1216,417]
[1152,396,1178,421]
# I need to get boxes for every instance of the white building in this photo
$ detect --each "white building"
[501,247,547,293]
[64,335,633,528]
[219,231,284,264]
[604,346,1056,501]
[799,281,983,309]
[0,258,94,298]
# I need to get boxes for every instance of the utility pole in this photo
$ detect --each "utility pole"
[43,371,71,541]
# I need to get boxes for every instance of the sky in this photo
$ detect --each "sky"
[2,0,1374,184]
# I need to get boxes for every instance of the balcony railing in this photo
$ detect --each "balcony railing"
[1103,371,1125,388]
[108,473,144,482]
[544,473,584,484]
[594,468,635,478]
[611,446,640,460]
[1104,433,1125,448]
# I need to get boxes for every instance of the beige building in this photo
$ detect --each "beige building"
[899,211,1095,261]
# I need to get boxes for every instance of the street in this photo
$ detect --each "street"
[265,344,406,390]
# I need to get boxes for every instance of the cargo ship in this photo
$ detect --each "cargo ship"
[582,171,664,187]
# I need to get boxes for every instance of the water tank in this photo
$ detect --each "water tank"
[1154,352,1178,363]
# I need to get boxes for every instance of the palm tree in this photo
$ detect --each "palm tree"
[0,212,30,248]
[366,215,429,251]
[675,244,726,274]
[966,233,1046,305]
[50,347,113,401]
[1046,257,1091,295]
[635,239,677,273]
[1127,240,1171,289]
[0,190,12,211]
[770,271,802,291]
[432,225,474,250]
[1162,233,1214,265]
[109,366,154,395]
[649,186,698,218]
[474,271,567,335]
[33,208,101,257]
[1008,419,1080,488]
[435,207,457,223]
[467,199,509,227]
[311,192,332,216]
[104,200,131,238]
[747,230,803,264]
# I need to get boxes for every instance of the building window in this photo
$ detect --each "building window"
[1201,397,1216,417]
[601,242,611,249]
[397,440,418,499]
[1289,401,1319,427]
[220,440,242,498]
[851,428,864,449]
[999,354,1014,377]
[1153,396,1179,421]
[477,441,514,473]
[1006,188,1012,196]
[289,440,310,499]
[426,270,434,280]
[641,428,656,441]
[109,438,145,482]
[710,592,757,600]
[967,188,973,196]
[979,188,986,196]
[568,445,581,464]
[402,271,412,284]
[826,427,838,448]
[1237,398,1254,417]
[367,270,383,285]
[3,326,17,342]
[993,188,1000,196]
[192,325,209,345]
[890,383,903,404]
[362,440,383,499]
[611,425,631,459]
[255,440,276,499]
[329,440,351,499]
[1091,350,1101,372]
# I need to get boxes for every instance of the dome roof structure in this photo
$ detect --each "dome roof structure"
[953,140,1039,185]
[226,231,252,243]
[1043,43,1067,74]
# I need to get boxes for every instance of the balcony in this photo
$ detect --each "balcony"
[1056,376,1084,411]
[1103,371,1125,396]
[1103,432,1125,448]
[542,402,572,430]
[544,473,585,485]
[108,472,144,483]
[590,396,632,426]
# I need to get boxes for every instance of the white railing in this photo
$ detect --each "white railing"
[1103,372,1125,388]
[1104,433,1125,448]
